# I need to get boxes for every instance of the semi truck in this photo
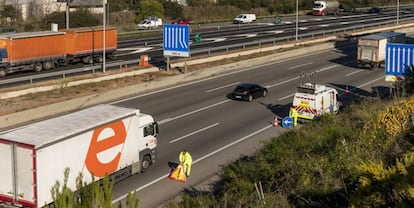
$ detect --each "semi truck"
[0,104,159,208]
[292,82,341,120]
[357,32,406,69]
[0,26,117,78]
[312,0,340,16]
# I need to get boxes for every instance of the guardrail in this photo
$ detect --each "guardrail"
[0,59,140,85]
[1,17,413,87]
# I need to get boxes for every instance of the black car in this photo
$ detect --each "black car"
[230,83,268,102]
[368,7,381,13]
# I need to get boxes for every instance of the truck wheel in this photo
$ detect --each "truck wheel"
[43,61,54,70]
[34,63,43,72]
[82,56,93,64]
[0,69,6,77]
[94,56,103,63]
[141,155,151,172]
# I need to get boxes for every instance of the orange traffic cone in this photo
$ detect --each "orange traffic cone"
[273,116,279,127]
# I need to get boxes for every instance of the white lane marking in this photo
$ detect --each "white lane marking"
[112,124,273,203]
[288,62,313,70]
[205,82,240,93]
[169,123,220,143]
[340,22,349,25]
[357,76,384,88]
[278,93,296,101]
[115,47,153,55]
[266,30,284,34]
[266,76,299,88]
[157,99,231,125]
[346,70,363,76]
[203,38,227,42]
[233,34,258,38]
[320,24,330,27]
[114,44,339,103]
[338,76,385,96]
[284,21,293,24]
[299,27,308,30]
[300,20,307,23]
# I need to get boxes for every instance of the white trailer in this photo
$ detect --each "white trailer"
[357,32,406,69]
[292,83,340,120]
[0,104,159,208]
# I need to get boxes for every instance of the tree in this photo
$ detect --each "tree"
[163,1,184,20]
[1,5,19,24]
[138,0,164,21]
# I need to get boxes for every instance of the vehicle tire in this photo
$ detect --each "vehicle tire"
[43,61,54,70]
[141,155,151,172]
[0,69,6,78]
[369,64,375,70]
[94,56,103,63]
[262,90,267,97]
[82,56,93,64]
[248,95,253,102]
[34,63,43,72]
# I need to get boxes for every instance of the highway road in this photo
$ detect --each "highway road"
[109,39,389,207]
[3,11,414,83]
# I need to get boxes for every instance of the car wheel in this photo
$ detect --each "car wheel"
[248,95,253,102]
[262,90,267,97]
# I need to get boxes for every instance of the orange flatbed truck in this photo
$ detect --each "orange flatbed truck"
[0,26,117,77]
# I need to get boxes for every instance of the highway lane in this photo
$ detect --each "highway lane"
[4,12,413,83]
[110,41,388,207]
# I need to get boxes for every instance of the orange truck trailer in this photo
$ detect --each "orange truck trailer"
[0,26,117,78]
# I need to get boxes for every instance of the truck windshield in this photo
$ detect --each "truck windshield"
[0,48,6,63]
[313,3,323,8]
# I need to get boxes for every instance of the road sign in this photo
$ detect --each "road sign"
[282,116,293,128]
[385,43,414,82]
[163,24,190,57]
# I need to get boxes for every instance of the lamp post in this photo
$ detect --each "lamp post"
[296,0,298,41]
[66,0,69,29]
[397,0,400,24]
[103,0,106,74]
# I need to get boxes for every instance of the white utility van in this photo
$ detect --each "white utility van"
[292,83,340,120]
[137,16,163,29]
[233,14,256,24]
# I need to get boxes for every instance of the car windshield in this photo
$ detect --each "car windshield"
[140,20,149,24]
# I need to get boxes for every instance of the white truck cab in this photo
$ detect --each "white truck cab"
[292,83,340,120]
[233,14,256,24]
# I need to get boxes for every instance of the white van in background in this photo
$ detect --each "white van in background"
[137,16,163,29]
[233,14,256,24]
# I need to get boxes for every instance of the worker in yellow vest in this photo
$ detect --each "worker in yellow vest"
[179,150,193,177]
[289,107,299,127]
